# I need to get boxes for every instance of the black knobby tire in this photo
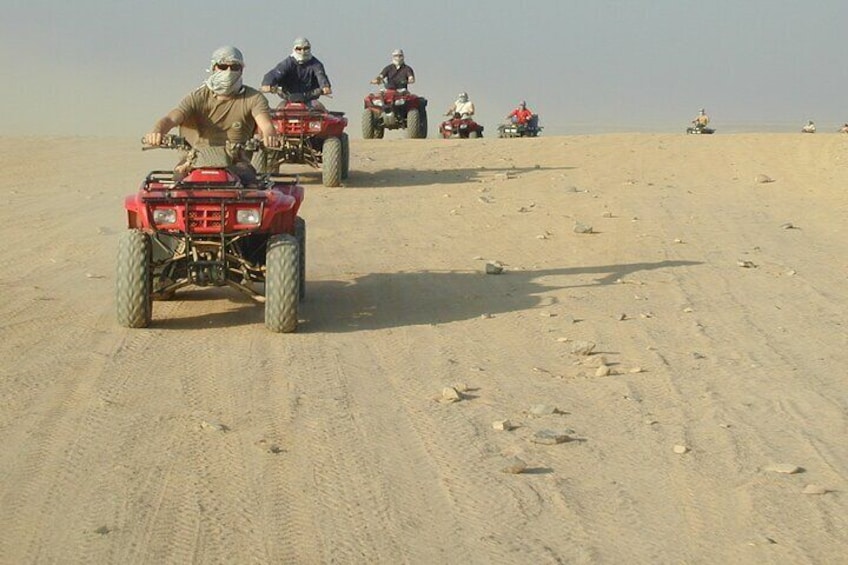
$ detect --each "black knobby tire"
[469,130,479,139]
[407,108,422,139]
[295,217,306,301]
[322,136,342,187]
[419,106,428,139]
[265,234,299,333]
[340,132,350,179]
[362,109,376,139]
[116,229,152,328]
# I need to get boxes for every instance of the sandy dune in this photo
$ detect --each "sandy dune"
[1,133,847,563]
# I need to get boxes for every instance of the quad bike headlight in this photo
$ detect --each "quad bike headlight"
[394,99,406,106]
[373,99,383,107]
[309,121,322,132]
[152,208,177,225]
[236,208,261,225]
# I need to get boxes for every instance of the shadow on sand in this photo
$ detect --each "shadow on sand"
[152,259,701,332]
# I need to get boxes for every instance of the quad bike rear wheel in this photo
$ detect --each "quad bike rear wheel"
[295,217,306,301]
[340,132,350,179]
[322,136,342,187]
[469,130,480,139]
[265,234,299,333]
[116,229,152,328]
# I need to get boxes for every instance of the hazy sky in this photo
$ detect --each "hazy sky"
[4,0,847,136]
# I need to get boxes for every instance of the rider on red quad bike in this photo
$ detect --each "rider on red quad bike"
[121,46,304,333]
[362,48,428,139]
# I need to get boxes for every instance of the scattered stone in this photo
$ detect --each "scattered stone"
[617,313,627,321]
[602,211,614,218]
[539,311,556,317]
[85,273,106,279]
[640,312,654,319]
[531,430,574,445]
[529,404,560,416]
[595,364,611,377]
[501,457,527,474]
[673,238,684,244]
[492,420,513,431]
[737,260,757,268]
[673,445,689,454]
[440,387,463,403]
[755,174,775,184]
[629,367,644,373]
[200,419,229,432]
[485,261,504,274]
[785,269,797,276]
[94,525,111,535]
[478,196,494,204]
[268,444,284,455]
[765,463,803,474]
[452,382,469,393]
[573,221,594,234]
[644,419,658,425]
[570,340,596,356]
[480,313,493,319]
[780,222,796,230]
[801,484,828,495]
[683,307,694,313]
[536,233,549,240]
[556,337,570,343]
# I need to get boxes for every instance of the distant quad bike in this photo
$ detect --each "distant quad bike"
[686,123,715,134]
[254,89,350,187]
[497,115,542,138]
[118,135,305,333]
[439,113,484,139]
[362,85,428,139]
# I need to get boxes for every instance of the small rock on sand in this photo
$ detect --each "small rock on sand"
[440,387,462,403]
[532,430,574,445]
[492,420,513,431]
[673,445,689,454]
[765,463,803,474]
[801,484,828,495]
[755,174,775,184]
[501,457,527,474]
[570,340,596,356]
[485,261,504,274]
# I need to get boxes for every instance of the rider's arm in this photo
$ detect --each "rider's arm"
[261,58,291,90]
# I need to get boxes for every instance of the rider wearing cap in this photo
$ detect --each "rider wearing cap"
[372,49,415,90]
[445,92,475,119]
[261,37,332,106]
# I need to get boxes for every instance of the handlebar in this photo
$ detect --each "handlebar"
[141,134,264,152]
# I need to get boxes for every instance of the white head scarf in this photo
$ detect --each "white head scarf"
[205,46,244,96]
[292,37,312,63]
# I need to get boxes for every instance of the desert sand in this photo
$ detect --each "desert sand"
[1,132,847,563]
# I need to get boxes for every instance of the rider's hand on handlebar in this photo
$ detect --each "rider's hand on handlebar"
[143,132,164,147]
[263,134,281,148]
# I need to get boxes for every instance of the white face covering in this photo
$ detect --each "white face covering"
[206,68,243,96]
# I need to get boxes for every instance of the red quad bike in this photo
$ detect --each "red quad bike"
[255,89,350,187]
[439,113,484,139]
[118,135,305,333]
[362,85,428,139]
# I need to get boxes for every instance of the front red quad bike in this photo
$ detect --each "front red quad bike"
[118,135,305,333]
[255,90,349,187]
[362,86,428,139]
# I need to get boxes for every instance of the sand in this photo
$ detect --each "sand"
[1,133,847,563]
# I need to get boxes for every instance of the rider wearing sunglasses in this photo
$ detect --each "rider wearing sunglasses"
[143,46,279,181]
[261,37,333,109]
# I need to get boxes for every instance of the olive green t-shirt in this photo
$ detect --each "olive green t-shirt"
[177,85,270,147]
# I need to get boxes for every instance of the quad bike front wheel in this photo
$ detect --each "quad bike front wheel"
[469,131,480,139]
[407,108,423,139]
[265,234,299,333]
[116,229,152,328]
[322,136,343,187]
[362,109,377,139]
